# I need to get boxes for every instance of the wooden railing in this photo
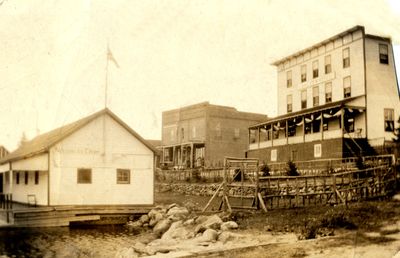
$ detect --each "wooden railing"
[267,155,395,176]
[156,168,225,182]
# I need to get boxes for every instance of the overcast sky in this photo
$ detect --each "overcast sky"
[1,0,400,151]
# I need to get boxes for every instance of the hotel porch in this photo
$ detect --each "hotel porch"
[248,102,366,159]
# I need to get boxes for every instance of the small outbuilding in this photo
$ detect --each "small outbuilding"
[0,108,156,207]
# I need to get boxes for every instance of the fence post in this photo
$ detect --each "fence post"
[333,175,337,204]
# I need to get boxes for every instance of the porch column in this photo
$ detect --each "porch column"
[9,169,13,195]
[190,143,194,168]
[271,124,274,147]
[321,112,324,140]
[302,116,305,143]
[172,146,176,165]
[286,120,288,144]
[341,108,345,137]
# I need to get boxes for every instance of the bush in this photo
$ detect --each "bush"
[260,164,271,176]
[286,160,299,176]
[320,207,356,229]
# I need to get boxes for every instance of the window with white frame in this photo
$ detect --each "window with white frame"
[343,76,351,98]
[343,48,350,68]
[301,65,307,82]
[287,94,292,113]
[325,55,331,74]
[379,44,389,64]
[325,82,332,103]
[286,70,292,88]
[312,86,319,106]
[116,169,130,184]
[271,149,277,162]
[301,90,307,109]
[312,60,319,78]
[314,144,322,158]
[384,108,395,132]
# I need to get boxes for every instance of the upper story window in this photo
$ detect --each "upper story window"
[170,129,175,141]
[249,129,256,144]
[343,76,351,98]
[325,82,332,103]
[312,60,319,78]
[234,128,240,139]
[286,70,292,88]
[343,48,350,68]
[301,65,307,83]
[215,123,222,139]
[325,55,332,74]
[192,126,196,138]
[301,90,307,109]
[379,44,389,64]
[312,86,319,106]
[384,108,395,132]
[287,94,292,113]
[77,168,92,184]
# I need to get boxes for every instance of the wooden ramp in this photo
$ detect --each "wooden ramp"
[2,205,153,227]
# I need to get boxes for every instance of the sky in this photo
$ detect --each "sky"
[0,0,400,151]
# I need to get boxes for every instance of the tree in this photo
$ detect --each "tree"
[394,116,400,143]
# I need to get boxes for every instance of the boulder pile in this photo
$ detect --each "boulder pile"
[118,203,240,257]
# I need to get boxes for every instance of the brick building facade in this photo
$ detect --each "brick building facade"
[161,102,267,168]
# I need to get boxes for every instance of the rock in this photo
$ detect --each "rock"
[126,220,142,228]
[149,212,164,227]
[139,214,149,224]
[132,242,147,254]
[221,221,239,231]
[168,214,186,222]
[136,233,158,244]
[167,203,178,210]
[153,219,172,236]
[183,218,195,226]
[218,231,236,243]
[393,194,400,201]
[114,247,138,258]
[167,206,189,217]
[145,239,178,255]
[194,214,223,234]
[197,229,218,242]
[162,221,194,241]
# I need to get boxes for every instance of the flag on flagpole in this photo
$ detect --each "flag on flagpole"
[107,46,120,68]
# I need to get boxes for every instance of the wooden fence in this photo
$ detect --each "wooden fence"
[203,155,398,212]
[252,165,395,210]
[267,154,395,176]
[156,168,225,182]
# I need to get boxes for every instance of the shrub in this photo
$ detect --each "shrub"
[260,164,271,176]
[286,160,299,176]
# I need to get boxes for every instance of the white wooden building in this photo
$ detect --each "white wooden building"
[0,108,156,207]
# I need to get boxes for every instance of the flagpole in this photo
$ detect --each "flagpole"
[105,43,109,109]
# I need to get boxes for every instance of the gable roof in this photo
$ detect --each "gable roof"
[0,108,156,164]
